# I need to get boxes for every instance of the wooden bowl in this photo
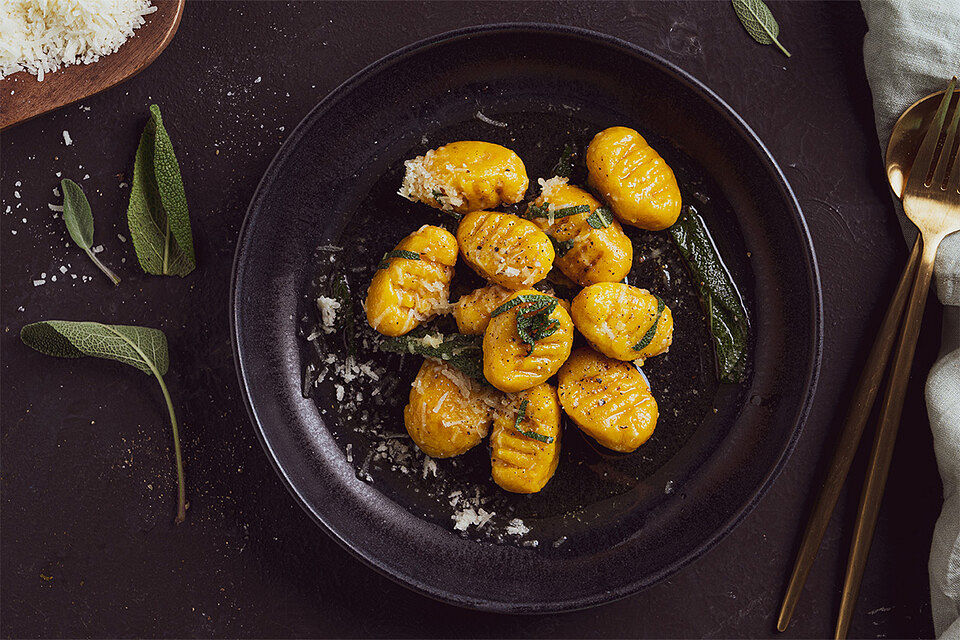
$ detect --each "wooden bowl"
[0,0,184,130]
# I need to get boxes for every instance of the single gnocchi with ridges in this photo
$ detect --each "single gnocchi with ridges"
[483,289,574,393]
[558,347,659,453]
[457,211,554,290]
[403,359,501,458]
[365,225,458,337]
[571,282,673,362]
[527,177,633,285]
[586,126,682,231]
[490,383,562,494]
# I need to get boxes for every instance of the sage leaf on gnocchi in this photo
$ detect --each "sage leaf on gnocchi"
[513,399,554,444]
[492,294,562,351]
[378,249,421,269]
[631,296,666,352]
[20,320,187,523]
[523,203,590,221]
[669,207,749,382]
[60,178,121,285]
[127,104,196,277]
[586,206,614,229]
[491,293,556,317]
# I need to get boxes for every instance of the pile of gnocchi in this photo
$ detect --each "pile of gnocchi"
[364,126,683,495]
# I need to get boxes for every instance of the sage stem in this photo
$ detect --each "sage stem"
[85,248,121,285]
[153,371,186,523]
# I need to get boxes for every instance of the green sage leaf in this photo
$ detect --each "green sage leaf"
[520,202,548,220]
[21,319,186,522]
[586,206,615,229]
[379,329,485,381]
[632,296,665,352]
[513,399,554,444]
[330,271,355,355]
[668,207,750,382]
[22,320,168,375]
[491,293,556,317]
[552,143,577,179]
[127,104,196,277]
[731,0,791,57]
[378,249,421,269]
[61,178,93,248]
[60,179,121,285]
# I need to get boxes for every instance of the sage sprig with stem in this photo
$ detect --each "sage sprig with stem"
[21,320,187,524]
[732,0,791,58]
[60,179,121,285]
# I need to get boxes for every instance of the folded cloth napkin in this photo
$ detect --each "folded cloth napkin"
[861,1,960,637]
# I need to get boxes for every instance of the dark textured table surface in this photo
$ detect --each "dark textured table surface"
[0,2,944,638]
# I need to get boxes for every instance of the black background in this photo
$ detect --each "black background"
[0,2,943,638]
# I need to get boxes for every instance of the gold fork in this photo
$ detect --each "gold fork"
[835,76,960,639]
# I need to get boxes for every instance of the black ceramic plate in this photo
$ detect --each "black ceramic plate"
[231,24,822,613]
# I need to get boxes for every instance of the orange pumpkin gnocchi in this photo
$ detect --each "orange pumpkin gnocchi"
[365,225,458,337]
[571,282,673,362]
[527,178,633,285]
[457,211,554,290]
[483,289,574,393]
[403,359,500,458]
[398,141,529,213]
[490,384,562,494]
[452,284,514,335]
[558,347,658,453]
[586,126,681,231]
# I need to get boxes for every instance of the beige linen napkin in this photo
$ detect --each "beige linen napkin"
[861,1,960,637]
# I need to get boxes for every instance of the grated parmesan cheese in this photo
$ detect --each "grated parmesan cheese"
[506,518,530,536]
[397,150,465,211]
[452,507,480,531]
[475,110,508,128]
[316,296,341,333]
[1,0,157,80]
[538,175,568,200]
[404,332,444,351]
[501,265,521,277]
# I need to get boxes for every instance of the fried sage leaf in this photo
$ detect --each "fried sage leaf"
[586,206,614,229]
[127,104,196,276]
[668,207,749,382]
[379,328,485,381]
[21,320,187,523]
[631,296,665,352]
[513,398,554,444]
[551,142,577,179]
